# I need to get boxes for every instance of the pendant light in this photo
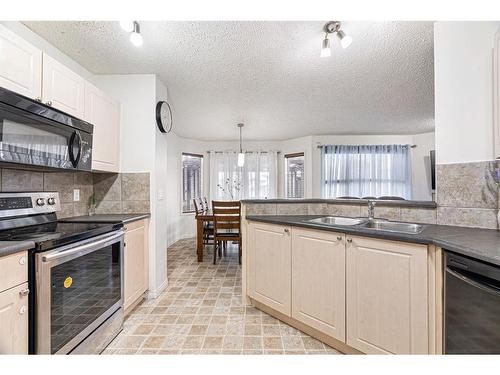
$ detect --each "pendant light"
[237,123,245,167]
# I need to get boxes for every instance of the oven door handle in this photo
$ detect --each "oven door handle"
[447,267,500,297]
[41,230,124,263]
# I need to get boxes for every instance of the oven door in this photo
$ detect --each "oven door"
[0,89,92,171]
[35,230,124,354]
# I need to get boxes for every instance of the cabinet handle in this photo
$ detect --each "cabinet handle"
[346,238,352,243]
[337,236,342,241]
[284,228,289,233]
[19,306,26,315]
[46,101,52,106]
[35,97,42,102]
[18,256,26,265]
[19,288,30,297]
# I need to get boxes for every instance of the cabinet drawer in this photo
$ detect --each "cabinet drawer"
[0,282,29,354]
[0,251,28,292]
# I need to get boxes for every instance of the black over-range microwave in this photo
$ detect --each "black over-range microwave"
[0,87,93,171]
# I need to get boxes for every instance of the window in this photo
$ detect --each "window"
[182,153,203,213]
[285,153,305,198]
[321,145,412,199]
[209,151,278,201]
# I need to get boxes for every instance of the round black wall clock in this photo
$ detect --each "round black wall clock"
[156,101,173,133]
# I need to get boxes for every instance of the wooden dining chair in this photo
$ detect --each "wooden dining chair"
[212,200,241,265]
[193,198,214,247]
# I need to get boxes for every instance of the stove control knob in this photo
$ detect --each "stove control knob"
[47,197,56,205]
[36,198,45,206]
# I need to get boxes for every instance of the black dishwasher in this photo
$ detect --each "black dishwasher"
[444,251,500,354]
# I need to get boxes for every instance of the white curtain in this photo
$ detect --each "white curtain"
[321,145,412,199]
[209,151,278,201]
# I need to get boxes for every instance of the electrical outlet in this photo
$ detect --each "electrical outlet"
[73,189,80,202]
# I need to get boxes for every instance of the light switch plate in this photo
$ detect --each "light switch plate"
[158,189,165,201]
[73,189,80,202]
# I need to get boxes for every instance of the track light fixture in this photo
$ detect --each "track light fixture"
[320,21,352,57]
[119,21,143,47]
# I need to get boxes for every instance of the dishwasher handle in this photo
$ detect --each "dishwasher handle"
[447,267,500,297]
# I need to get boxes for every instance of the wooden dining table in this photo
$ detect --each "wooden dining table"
[195,210,214,262]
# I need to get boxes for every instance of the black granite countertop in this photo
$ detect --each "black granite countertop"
[246,215,500,266]
[241,198,437,208]
[0,240,35,258]
[60,213,151,225]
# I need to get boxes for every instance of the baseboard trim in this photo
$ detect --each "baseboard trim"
[147,277,169,299]
[250,298,362,355]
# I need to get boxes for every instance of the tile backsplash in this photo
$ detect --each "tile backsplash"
[0,168,150,218]
[93,172,150,215]
[436,160,499,229]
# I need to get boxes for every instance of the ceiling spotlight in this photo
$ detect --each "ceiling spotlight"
[129,21,143,47]
[320,21,352,57]
[119,21,135,33]
[320,35,331,58]
[337,30,352,49]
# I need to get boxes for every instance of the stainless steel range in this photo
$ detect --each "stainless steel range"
[0,192,124,354]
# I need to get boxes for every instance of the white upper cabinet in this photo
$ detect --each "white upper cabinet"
[42,54,85,118]
[84,82,120,172]
[494,28,500,159]
[0,25,42,100]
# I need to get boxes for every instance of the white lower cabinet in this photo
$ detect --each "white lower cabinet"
[0,282,29,354]
[346,235,429,354]
[246,222,432,354]
[124,219,149,313]
[248,222,291,315]
[291,228,345,341]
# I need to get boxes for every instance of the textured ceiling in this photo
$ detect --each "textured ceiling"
[24,21,435,141]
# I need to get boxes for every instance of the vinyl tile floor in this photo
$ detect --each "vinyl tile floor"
[103,238,340,355]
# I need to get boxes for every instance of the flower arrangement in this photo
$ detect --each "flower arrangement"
[217,178,242,200]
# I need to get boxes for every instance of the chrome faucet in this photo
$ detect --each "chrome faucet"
[367,200,376,220]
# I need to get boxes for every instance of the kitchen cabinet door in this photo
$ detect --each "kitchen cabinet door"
[0,283,29,354]
[346,235,428,354]
[124,219,149,313]
[84,82,120,172]
[248,222,292,315]
[42,53,85,118]
[292,228,346,341]
[0,25,42,100]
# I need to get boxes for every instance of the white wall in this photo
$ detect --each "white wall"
[154,77,169,293]
[98,74,168,297]
[434,21,500,164]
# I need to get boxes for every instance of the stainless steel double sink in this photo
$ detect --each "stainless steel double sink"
[306,216,424,234]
